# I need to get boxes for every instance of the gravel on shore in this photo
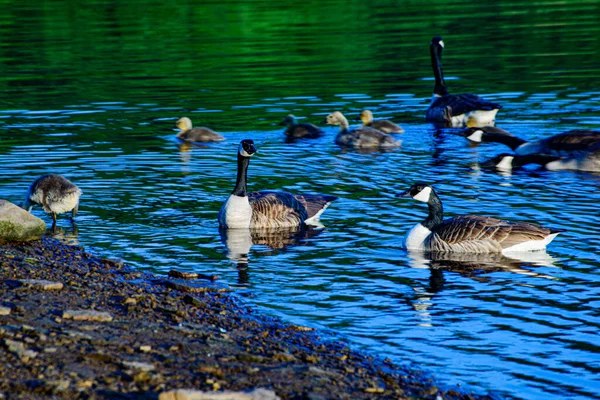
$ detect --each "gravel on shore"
[0,237,491,399]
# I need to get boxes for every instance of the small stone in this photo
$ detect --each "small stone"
[3,339,38,361]
[0,306,11,316]
[44,347,58,353]
[122,361,155,372]
[364,387,384,394]
[139,345,151,353]
[272,352,297,362]
[76,380,94,388]
[158,388,281,400]
[19,279,63,291]
[164,279,229,294]
[63,310,113,322]
[123,297,137,305]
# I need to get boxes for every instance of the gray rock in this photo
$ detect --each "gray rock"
[19,279,63,290]
[0,200,46,242]
[158,388,281,400]
[63,310,114,322]
[0,306,11,315]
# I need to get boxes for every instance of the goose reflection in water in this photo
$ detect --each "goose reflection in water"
[219,226,324,284]
[406,250,558,327]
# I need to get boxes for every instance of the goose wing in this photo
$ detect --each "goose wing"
[248,191,308,228]
[178,128,224,142]
[371,120,404,134]
[431,94,502,119]
[540,130,600,153]
[292,193,338,220]
[428,215,552,252]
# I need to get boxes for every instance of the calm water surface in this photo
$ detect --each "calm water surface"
[1,1,599,399]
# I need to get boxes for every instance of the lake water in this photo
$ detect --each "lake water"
[1,1,599,398]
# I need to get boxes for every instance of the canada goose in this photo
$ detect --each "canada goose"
[398,183,563,253]
[485,150,600,172]
[176,117,225,142]
[218,140,338,228]
[279,114,323,139]
[23,174,82,229]
[358,110,404,134]
[324,111,401,148]
[426,36,502,127]
[476,129,600,156]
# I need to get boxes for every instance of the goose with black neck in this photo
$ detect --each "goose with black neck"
[218,140,338,229]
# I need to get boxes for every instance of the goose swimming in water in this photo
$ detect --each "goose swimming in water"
[398,183,563,253]
[218,140,338,228]
[325,111,401,148]
[23,174,82,229]
[358,110,404,134]
[485,150,600,173]
[279,114,323,139]
[176,117,225,142]
[426,36,502,127]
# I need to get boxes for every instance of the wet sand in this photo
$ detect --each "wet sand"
[0,237,491,399]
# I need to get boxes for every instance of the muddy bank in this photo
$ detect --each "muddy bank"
[0,238,490,399]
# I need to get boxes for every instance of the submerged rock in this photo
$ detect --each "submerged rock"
[0,200,46,242]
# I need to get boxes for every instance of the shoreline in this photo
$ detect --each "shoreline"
[0,237,492,399]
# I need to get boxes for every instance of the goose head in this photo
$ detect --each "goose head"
[397,182,434,203]
[176,117,193,131]
[238,139,257,158]
[483,153,515,171]
[324,111,348,126]
[358,110,374,124]
[279,114,297,127]
[431,36,444,52]
[463,127,486,143]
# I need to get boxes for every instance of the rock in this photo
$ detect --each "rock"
[164,279,230,294]
[0,306,11,315]
[122,361,155,372]
[3,339,38,361]
[158,388,281,400]
[0,200,46,242]
[63,310,113,322]
[19,279,63,291]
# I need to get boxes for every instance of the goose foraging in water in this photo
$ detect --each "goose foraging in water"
[218,140,338,228]
[279,114,324,139]
[176,117,225,142]
[325,111,401,148]
[398,183,563,253]
[426,36,502,127]
[23,174,82,229]
[358,110,404,134]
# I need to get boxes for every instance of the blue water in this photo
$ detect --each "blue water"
[1,1,600,398]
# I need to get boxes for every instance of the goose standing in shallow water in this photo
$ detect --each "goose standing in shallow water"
[398,183,563,253]
[358,110,404,134]
[218,140,338,228]
[23,174,82,229]
[176,117,225,142]
[426,36,502,127]
[325,111,401,149]
[279,114,323,140]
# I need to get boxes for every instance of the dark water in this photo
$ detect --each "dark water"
[1,1,600,399]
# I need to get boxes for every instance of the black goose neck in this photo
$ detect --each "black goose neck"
[486,133,527,150]
[430,44,448,96]
[232,153,250,197]
[423,190,444,230]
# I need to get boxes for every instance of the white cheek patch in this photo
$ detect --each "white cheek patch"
[413,186,432,203]
[496,156,514,170]
[466,129,484,143]
[238,143,253,157]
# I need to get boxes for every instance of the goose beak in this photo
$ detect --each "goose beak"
[396,190,411,198]
[249,144,258,154]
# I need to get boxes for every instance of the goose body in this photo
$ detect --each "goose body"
[280,114,323,139]
[359,110,404,134]
[176,117,225,142]
[218,140,337,229]
[398,183,562,254]
[23,174,82,226]
[487,151,600,173]
[426,37,502,127]
[325,111,401,149]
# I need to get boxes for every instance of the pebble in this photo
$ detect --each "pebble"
[4,338,38,361]
[139,345,152,353]
[0,306,10,315]
[19,279,63,291]
[63,310,114,322]
[158,388,281,400]
[122,361,155,372]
